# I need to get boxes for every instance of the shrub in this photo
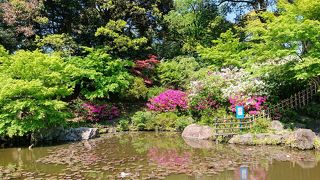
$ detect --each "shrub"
[147,90,188,112]
[82,102,120,122]
[175,116,194,131]
[132,55,160,85]
[157,56,199,89]
[154,112,179,131]
[188,69,224,104]
[213,67,268,99]
[131,111,154,130]
[147,86,166,99]
[249,118,271,133]
[127,77,149,100]
[117,118,130,131]
[0,50,75,137]
[67,49,135,100]
[131,111,186,131]
[229,96,267,115]
[199,108,229,125]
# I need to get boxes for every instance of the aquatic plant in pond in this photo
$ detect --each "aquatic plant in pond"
[146,89,188,112]
[229,96,267,115]
[83,102,120,122]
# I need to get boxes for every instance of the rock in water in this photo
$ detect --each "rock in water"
[287,129,316,150]
[270,120,284,131]
[182,124,214,140]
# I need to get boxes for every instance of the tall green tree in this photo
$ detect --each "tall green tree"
[160,0,232,58]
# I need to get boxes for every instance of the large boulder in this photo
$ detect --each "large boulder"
[270,120,284,131]
[32,127,99,142]
[182,124,214,140]
[61,127,99,141]
[286,129,316,150]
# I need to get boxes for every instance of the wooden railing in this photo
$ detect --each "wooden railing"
[264,76,320,119]
[214,116,254,136]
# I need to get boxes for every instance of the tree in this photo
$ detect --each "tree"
[160,0,232,58]
[0,0,47,51]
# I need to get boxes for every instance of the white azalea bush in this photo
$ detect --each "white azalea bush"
[213,67,269,99]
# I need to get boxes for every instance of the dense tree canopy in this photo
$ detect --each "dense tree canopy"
[0,0,319,137]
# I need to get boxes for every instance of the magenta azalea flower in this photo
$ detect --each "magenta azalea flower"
[146,89,188,112]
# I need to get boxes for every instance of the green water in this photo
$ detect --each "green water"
[1,132,320,179]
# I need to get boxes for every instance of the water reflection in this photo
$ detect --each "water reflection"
[0,132,319,179]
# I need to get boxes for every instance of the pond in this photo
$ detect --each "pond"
[1,132,320,179]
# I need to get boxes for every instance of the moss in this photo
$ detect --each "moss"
[313,137,320,150]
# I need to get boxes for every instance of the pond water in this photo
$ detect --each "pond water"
[1,132,320,179]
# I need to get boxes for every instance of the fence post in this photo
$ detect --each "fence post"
[215,117,218,136]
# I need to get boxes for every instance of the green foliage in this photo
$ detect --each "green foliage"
[67,49,134,99]
[95,20,148,56]
[117,118,130,131]
[130,111,191,131]
[35,34,77,56]
[157,56,199,89]
[131,111,154,131]
[175,116,194,131]
[188,68,224,103]
[162,0,231,56]
[197,30,247,67]
[127,77,149,100]
[199,108,229,125]
[249,118,271,134]
[0,50,74,137]
[153,112,179,131]
[147,86,166,99]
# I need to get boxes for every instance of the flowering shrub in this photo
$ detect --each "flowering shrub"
[83,102,120,122]
[132,55,160,85]
[212,67,268,99]
[190,96,220,111]
[147,90,188,112]
[229,96,267,115]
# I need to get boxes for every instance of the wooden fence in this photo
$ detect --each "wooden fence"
[213,116,254,136]
[264,76,320,119]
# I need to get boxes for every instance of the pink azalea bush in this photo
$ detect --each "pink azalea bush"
[146,89,188,112]
[229,96,267,115]
[83,102,120,122]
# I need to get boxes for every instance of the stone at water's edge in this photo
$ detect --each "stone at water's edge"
[182,124,214,140]
[33,127,99,142]
[287,129,316,150]
[61,127,99,141]
[228,128,317,150]
[270,120,284,131]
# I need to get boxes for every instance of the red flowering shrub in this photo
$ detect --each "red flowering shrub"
[132,55,160,85]
[146,89,188,112]
[229,96,267,115]
[83,102,120,122]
